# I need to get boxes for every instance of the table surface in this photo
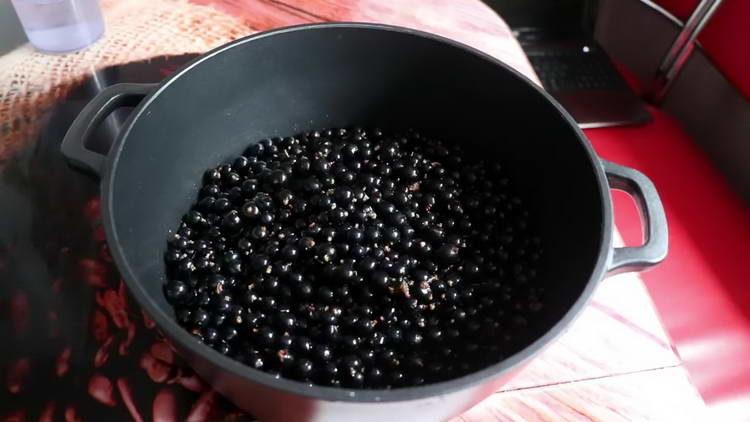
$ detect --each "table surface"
[0,0,706,420]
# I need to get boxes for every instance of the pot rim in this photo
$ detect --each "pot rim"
[101,22,613,403]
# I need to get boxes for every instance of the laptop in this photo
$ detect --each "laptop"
[508,0,651,128]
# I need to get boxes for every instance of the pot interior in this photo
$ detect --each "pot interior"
[108,25,606,371]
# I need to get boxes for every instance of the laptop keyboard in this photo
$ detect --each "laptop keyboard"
[527,48,624,92]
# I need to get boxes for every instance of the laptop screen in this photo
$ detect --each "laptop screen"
[498,0,598,39]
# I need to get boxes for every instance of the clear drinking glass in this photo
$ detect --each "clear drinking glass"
[10,0,105,53]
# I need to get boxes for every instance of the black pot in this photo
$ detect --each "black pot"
[61,23,667,421]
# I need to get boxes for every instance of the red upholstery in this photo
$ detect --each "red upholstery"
[698,0,750,101]
[595,3,750,417]
[585,110,750,419]
[654,0,750,100]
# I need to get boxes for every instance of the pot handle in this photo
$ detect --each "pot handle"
[61,83,156,177]
[603,160,668,275]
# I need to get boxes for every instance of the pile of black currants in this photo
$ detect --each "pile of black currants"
[164,127,544,389]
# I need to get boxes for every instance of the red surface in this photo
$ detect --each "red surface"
[653,0,699,20]
[698,0,750,101]
[609,3,750,413]
[655,0,750,101]
[584,110,750,418]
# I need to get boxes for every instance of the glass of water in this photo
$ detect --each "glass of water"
[10,0,105,53]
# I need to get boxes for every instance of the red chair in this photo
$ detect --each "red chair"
[592,1,750,419]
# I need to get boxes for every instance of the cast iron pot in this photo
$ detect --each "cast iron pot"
[61,23,667,421]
